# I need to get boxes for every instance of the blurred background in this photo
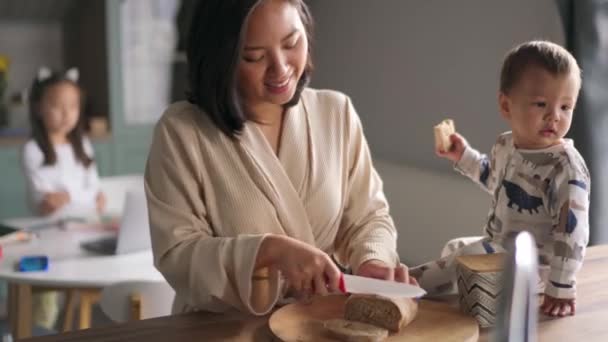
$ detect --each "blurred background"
[0,0,606,267]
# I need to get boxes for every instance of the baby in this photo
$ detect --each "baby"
[413,40,589,318]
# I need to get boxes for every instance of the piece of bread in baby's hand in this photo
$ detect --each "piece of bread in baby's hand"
[434,119,455,152]
[323,319,389,342]
[344,294,419,333]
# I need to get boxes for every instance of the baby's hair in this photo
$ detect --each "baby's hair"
[28,68,93,168]
[499,40,581,95]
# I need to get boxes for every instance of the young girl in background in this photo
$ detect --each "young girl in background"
[21,67,106,330]
[22,67,105,217]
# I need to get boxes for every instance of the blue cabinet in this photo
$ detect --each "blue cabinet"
[92,140,113,177]
[0,146,29,219]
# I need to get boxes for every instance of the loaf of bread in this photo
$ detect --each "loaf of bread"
[344,294,418,332]
[323,319,389,342]
[434,119,455,152]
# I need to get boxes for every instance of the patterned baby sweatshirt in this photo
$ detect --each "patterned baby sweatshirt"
[455,132,590,298]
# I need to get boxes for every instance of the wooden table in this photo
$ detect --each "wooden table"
[22,245,608,342]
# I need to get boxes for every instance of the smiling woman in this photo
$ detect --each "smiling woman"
[236,0,310,123]
[186,0,313,137]
[145,0,417,317]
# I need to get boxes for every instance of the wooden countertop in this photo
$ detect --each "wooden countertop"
[23,311,275,342]
[22,244,608,342]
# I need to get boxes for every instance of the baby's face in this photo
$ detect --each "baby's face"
[500,66,579,150]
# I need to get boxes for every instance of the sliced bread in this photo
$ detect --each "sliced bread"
[344,294,418,332]
[434,119,455,152]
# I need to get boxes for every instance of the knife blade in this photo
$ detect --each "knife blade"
[338,274,426,298]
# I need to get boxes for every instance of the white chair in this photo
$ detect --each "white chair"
[99,280,174,322]
[99,174,144,215]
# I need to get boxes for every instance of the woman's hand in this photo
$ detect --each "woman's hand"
[356,259,419,286]
[256,235,342,298]
[541,294,576,317]
[40,191,70,215]
[96,192,107,214]
[436,133,468,163]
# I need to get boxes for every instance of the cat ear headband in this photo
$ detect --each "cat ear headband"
[37,67,79,83]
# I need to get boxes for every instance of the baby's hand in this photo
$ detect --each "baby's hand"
[541,294,575,317]
[436,133,467,163]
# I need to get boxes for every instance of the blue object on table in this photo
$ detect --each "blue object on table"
[16,255,49,272]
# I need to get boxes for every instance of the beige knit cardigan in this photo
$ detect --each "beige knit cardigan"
[145,88,398,315]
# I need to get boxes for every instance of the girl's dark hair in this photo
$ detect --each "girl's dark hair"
[29,71,93,168]
[186,0,314,138]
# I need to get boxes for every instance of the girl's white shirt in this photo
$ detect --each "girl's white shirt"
[22,137,100,217]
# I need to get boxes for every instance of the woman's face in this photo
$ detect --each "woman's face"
[237,0,308,113]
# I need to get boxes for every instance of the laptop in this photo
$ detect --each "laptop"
[80,189,151,255]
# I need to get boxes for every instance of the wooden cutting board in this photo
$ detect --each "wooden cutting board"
[269,295,479,341]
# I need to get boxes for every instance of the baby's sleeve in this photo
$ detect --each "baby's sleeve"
[546,157,590,299]
[455,134,506,194]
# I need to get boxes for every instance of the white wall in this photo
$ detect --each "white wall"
[307,1,566,264]
[308,0,565,171]
[0,22,65,91]
[374,159,489,265]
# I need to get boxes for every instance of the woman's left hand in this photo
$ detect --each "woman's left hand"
[356,259,418,285]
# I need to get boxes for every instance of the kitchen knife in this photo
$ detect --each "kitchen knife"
[338,273,426,298]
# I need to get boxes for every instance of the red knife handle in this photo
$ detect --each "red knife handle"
[338,273,346,293]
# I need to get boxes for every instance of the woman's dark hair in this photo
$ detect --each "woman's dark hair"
[29,71,93,168]
[186,0,314,138]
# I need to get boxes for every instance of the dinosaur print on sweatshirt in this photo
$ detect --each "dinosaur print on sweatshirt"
[553,241,584,261]
[517,172,551,193]
[520,152,567,184]
[520,152,565,170]
[502,180,543,214]
[480,159,490,185]
[568,180,587,190]
[556,203,578,235]
[555,200,588,236]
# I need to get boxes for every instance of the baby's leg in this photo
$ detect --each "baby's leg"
[410,238,505,296]
[440,236,484,258]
